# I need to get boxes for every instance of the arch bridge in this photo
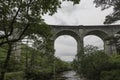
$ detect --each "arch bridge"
[50,25,120,56]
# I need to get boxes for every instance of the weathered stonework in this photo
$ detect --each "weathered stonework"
[50,25,120,55]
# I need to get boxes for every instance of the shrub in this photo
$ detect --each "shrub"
[100,70,120,80]
[5,71,24,80]
[79,52,110,80]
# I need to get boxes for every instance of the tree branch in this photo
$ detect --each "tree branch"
[0,0,22,39]
[0,23,30,46]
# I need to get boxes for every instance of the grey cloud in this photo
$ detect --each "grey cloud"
[43,0,113,25]
[60,1,79,14]
[53,16,67,25]
[84,35,104,49]
[55,52,77,57]
[55,36,77,47]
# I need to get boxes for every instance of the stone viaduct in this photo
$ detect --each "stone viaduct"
[49,25,120,56]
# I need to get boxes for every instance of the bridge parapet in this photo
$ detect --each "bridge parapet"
[50,25,120,39]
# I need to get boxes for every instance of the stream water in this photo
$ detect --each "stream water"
[54,71,82,80]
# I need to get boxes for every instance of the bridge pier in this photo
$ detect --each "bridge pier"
[12,42,21,61]
[45,38,55,55]
[75,33,84,62]
[104,40,117,54]
[77,38,84,55]
[50,39,55,55]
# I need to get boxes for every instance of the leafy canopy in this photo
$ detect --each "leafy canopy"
[0,0,80,44]
[94,0,120,24]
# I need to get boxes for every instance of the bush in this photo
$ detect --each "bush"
[100,70,120,80]
[5,71,24,80]
[25,67,53,80]
[73,45,120,80]
[78,52,110,80]
[77,52,120,80]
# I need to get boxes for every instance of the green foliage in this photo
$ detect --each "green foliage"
[0,0,81,80]
[0,47,8,70]
[100,55,120,80]
[6,58,23,72]
[108,54,120,71]
[0,0,80,35]
[5,71,24,80]
[72,59,78,71]
[84,45,100,54]
[0,44,71,80]
[73,45,120,80]
[54,58,72,73]
[22,44,71,80]
[25,67,53,80]
[79,52,110,80]
[110,54,120,63]
[93,0,120,24]
[100,70,120,80]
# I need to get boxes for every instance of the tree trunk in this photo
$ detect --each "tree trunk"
[0,43,12,80]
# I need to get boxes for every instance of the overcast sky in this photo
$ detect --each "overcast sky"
[43,0,113,62]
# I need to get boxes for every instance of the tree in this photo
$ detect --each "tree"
[79,46,110,80]
[84,45,99,54]
[94,0,120,54]
[93,0,120,24]
[79,52,110,80]
[74,45,120,80]
[73,45,108,80]
[0,0,80,80]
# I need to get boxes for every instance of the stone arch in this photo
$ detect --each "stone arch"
[50,25,120,55]
[53,30,82,54]
[83,29,117,54]
[53,30,80,43]
[84,30,109,41]
[84,30,110,54]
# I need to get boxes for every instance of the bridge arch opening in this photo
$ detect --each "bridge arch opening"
[54,35,77,62]
[84,35,104,50]
[53,30,80,42]
[84,30,109,52]
[54,30,79,62]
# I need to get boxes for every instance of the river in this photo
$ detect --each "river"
[54,71,82,80]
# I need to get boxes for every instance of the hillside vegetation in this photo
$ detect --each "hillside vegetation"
[0,44,71,80]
